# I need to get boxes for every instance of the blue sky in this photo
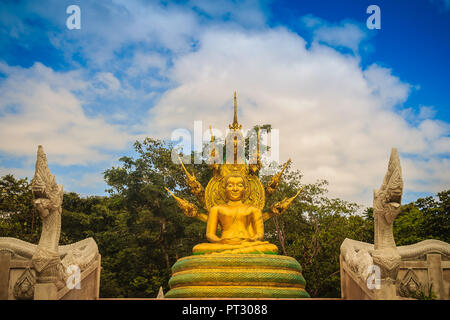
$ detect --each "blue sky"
[0,0,449,207]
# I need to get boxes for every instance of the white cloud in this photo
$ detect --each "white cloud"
[93,72,122,93]
[188,0,267,27]
[126,52,168,78]
[145,26,449,206]
[402,157,450,193]
[0,62,135,165]
[301,15,369,53]
[418,105,437,119]
[22,0,268,69]
[363,64,411,107]
[1,1,448,205]
[0,167,34,180]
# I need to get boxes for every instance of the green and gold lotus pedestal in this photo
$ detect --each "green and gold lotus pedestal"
[165,254,310,298]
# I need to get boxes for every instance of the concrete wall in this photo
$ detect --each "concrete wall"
[340,252,449,300]
[0,252,101,300]
[397,253,449,300]
[340,255,375,300]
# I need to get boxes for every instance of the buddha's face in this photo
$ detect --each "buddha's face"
[225,176,246,201]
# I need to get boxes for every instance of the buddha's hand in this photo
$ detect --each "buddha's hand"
[219,238,244,245]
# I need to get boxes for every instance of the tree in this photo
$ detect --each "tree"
[261,165,372,297]
[0,174,40,243]
[101,138,207,297]
[1,140,448,298]
[394,190,449,245]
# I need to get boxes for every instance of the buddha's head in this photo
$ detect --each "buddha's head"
[223,174,248,201]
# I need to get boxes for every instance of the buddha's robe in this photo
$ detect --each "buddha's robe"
[192,204,278,255]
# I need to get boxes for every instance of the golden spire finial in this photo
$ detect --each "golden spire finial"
[234,91,237,124]
[209,125,216,158]
[229,91,242,131]
[209,125,215,143]
[256,127,260,164]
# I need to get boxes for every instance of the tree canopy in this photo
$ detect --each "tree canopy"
[0,138,448,298]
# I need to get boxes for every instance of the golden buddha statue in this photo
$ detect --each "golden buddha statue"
[193,172,278,254]
[164,92,309,298]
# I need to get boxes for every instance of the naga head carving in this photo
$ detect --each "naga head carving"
[31,146,63,214]
[374,148,403,223]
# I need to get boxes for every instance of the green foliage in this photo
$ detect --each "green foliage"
[261,166,372,297]
[1,140,448,298]
[100,138,207,297]
[0,174,40,243]
[394,190,450,245]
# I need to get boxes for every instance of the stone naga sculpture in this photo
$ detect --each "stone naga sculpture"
[0,146,99,297]
[340,148,450,299]
[340,148,403,283]
[30,145,67,289]
[371,148,403,280]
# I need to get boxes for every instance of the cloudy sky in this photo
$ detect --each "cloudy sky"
[0,0,449,207]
